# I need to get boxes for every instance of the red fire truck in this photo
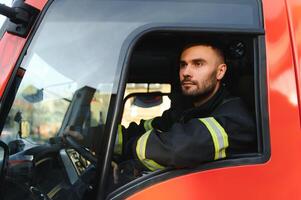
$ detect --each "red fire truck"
[0,0,300,199]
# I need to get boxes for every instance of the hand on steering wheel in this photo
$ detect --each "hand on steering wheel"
[63,127,97,166]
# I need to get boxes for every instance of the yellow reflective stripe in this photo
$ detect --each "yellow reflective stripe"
[47,183,63,199]
[136,130,165,171]
[143,159,165,171]
[211,118,229,158]
[143,118,154,131]
[199,117,229,160]
[114,124,123,155]
[200,118,220,160]
[35,157,52,166]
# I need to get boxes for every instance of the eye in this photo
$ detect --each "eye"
[179,62,186,68]
[194,61,204,67]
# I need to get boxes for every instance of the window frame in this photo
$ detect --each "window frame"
[104,28,269,199]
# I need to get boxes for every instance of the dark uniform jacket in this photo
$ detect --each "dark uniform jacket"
[118,86,256,171]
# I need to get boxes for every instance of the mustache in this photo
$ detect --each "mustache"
[181,77,197,85]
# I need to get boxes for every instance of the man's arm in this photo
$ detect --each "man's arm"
[133,110,256,171]
[114,108,177,157]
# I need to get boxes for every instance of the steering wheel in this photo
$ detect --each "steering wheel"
[64,136,97,166]
[0,141,9,195]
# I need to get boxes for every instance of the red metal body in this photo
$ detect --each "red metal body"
[286,0,301,118]
[0,0,47,98]
[127,0,301,199]
[0,0,300,199]
[0,32,25,97]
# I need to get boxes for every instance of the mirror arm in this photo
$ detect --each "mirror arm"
[0,0,40,38]
[0,3,28,24]
[18,121,22,138]
[0,140,9,189]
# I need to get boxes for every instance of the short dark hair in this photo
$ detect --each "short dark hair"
[181,39,225,62]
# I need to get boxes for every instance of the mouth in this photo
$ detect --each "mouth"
[181,81,195,86]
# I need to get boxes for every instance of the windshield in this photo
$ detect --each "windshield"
[0,0,123,151]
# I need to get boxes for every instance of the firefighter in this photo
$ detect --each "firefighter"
[115,41,256,172]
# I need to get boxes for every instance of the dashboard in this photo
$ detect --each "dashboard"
[60,148,91,184]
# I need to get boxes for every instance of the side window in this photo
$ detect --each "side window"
[110,31,266,195]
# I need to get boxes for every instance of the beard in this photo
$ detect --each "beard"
[181,76,217,101]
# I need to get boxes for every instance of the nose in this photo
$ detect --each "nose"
[180,64,192,78]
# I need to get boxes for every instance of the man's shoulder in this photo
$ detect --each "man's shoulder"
[214,95,252,116]
[213,95,255,131]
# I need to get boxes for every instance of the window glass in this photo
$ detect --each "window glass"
[2,78,71,144]
[0,0,128,150]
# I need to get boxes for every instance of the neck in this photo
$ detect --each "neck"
[193,84,220,107]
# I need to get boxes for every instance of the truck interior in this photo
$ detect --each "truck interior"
[125,31,256,112]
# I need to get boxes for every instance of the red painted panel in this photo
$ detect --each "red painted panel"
[286,0,301,119]
[0,34,25,98]
[0,0,48,98]
[25,0,47,10]
[127,0,301,199]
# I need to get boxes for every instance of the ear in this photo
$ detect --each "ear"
[216,63,227,80]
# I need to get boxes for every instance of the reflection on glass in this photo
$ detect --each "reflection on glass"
[0,0,124,152]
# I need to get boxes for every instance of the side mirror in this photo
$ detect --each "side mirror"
[128,92,168,108]
[0,141,9,188]
[21,85,43,103]
[133,95,163,108]
[122,92,171,127]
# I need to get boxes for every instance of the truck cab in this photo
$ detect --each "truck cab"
[0,0,300,199]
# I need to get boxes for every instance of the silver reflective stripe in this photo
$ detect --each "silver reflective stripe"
[199,117,229,160]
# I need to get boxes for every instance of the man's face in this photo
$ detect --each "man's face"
[179,45,226,98]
